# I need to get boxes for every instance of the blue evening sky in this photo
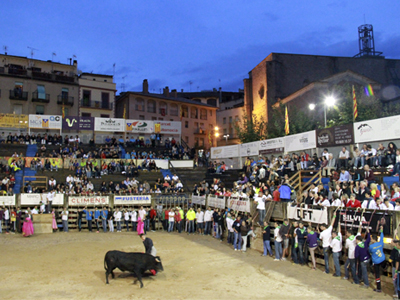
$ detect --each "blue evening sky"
[1,1,399,93]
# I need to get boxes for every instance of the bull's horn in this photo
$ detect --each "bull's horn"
[155,257,161,262]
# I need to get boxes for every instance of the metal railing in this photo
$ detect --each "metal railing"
[80,99,113,110]
[9,90,28,101]
[57,95,74,106]
[32,91,50,103]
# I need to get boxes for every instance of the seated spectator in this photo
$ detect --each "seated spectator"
[376,143,386,168]
[366,144,377,168]
[359,144,369,169]
[361,191,377,209]
[322,154,336,177]
[337,147,350,169]
[386,142,397,166]
[361,165,375,183]
[338,168,350,184]
[391,149,400,176]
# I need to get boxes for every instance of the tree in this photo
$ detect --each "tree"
[234,111,267,143]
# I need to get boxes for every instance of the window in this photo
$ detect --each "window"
[190,107,198,119]
[139,115,145,120]
[82,113,91,117]
[82,90,91,106]
[61,107,69,116]
[185,121,188,128]
[37,85,46,99]
[229,126,234,135]
[152,117,157,120]
[200,123,204,130]
[210,110,212,116]
[159,101,168,116]
[195,137,199,147]
[223,128,227,134]
[200,109,207,120]
[100,114,109,118]
[229,116,232,124]
[13,104,22,114]
[147,100,156,113]
[61,88,69,99]
[36,105,44,115]
[135,98,144,111]
[194,122,199,129]
[101,92,110,109]
[200,138,204,147]
[223,117,226,124]
[181,105,188,118]
[235,115,239,122]
[170,104,178,116]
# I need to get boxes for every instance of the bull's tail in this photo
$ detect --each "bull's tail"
[104,255,108,271]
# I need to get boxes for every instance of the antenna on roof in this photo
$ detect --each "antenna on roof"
[121,75,127,92]
[189,80,193,92]
[27,46,38,59]
[3,46,8,55]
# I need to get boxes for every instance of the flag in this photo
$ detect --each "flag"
[352,85,358,121]
[62,104,65,119]
[284,106,289,135]
[179,105,182,121]
[123,104,126,119]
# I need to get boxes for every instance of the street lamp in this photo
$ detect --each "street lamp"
[324,96,336,127]
[223,134,229,145]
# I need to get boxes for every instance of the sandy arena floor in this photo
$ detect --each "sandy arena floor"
[0,231,389,300]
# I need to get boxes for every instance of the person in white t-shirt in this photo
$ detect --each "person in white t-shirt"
[331,193,343,207]
[168,210,175,232]
[330,224,342,277]
[172,174,179,182]
[196,208,204,235]
[254,191,268,225]
[61,208,69,232]
[319,216,336,274]
[226,212,235,244]
[130,209,138,232]
[274,222,283,261]
[31,206,39,215]
[124,210,130,232]
[114,208,122,232]
[317,194,331,207]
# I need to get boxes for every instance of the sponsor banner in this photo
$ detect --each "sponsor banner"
[334,209,391,235]
[284,130,316,153]
[29,115,62,129]
[0,195,16,205]
[316,124,354,147]
[63,158,101,169]
[95,118,125,132]
[126,120,154,133]
[62,117,94,131]
[211,145,239,159]
[191,194,206,206]
[354,115,400,143]
[20,193,64,205]
[68,196,109,206]
[259,137,284,155]
[207,196,225,209]
[154,121,181,134]
[154,194,189,205]
[240,141,259,157]
[227,197,250,213]
[0,114,28,128]
[287,204,328,224]
[114,195,151,205]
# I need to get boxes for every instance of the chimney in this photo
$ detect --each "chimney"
[181,89,184,92]
[143,79,149,94]
[171,89,178,98]
[73,60,77,67]
[163,86,170,97]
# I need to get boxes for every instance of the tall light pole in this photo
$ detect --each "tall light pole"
[309,96,336,128]
[223,134,229,145]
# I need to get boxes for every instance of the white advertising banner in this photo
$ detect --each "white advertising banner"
[114,195,151,205]
[29,115,62,129]
[211,145,239,159]
[191,194,206,205]
[259,137,285,154]
[354,115,400,143]
[287,204,328,224]
[20,194,64,205]
[227,197,250,213]
[207,196,225,209]
[68,196,109,206]
[95,118,125,132]
[240,141,259,157]
[155,121,181,134]
[125,120,154,133]
[136,159,169,169]
[284,130,316,152]
[0,195,16,206]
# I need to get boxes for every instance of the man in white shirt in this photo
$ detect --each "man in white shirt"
[86,181,94,191]
[31,206,39,214]
[204,207,213,235]
[49,177,56,190]
[164,175,171,182]
[319,217,336,274]
[172,174,179,182]
[361,191,378,209]
[46,190,55,213]
[3,207,10,234]
[254,191,267,225]
[168,210,175,232]
[114,208,122,232]
[330,225,342,277]
[274,222,283,261]
[66,175,73,184]
[338,147,350,169]
[196,208,204,235]
[322,149,331,161]
[226,213,235,244]
[343,225,362,283]
[61,208,69,232]
[138,206,146,221]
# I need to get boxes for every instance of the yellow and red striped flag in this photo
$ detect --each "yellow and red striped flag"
[62,104,65,119]
[352,85,358,121]
[285,106,289,135]
[123,104,126,119]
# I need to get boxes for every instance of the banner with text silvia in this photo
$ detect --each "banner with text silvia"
[68,196,109,206]
[114,195,151,205]
[21,193,64,205]
[94,118,125,132]
[0,195,16,205]
[316,124,353,148]
[227,197,250,213]
[29,115,62,129]
[259,137,284,155]
[62,116,94,131]
[284,130,316,153]
[354,115,400,143]
[287,204,328,224]
[125,120,154,134]
[207,196,225,209]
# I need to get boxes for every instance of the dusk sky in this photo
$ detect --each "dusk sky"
[1,1,399,94]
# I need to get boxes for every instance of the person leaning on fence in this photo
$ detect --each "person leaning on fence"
[343,225,361,284]
[319,216,336,274]
[355,227,371,288]
[329,221,342,277]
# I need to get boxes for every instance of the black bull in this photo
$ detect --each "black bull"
[104,251,164,288]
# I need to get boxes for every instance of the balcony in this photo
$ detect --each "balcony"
[8,68,27,76]
[32,91,50,103]
[9,90,28,101]
[80,99,113,110]
[57,95,74,106]
[32,71,53,80]
[194,128,206,135]
[55,74,75,83]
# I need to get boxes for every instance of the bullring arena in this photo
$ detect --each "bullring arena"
[0,230,388,300]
